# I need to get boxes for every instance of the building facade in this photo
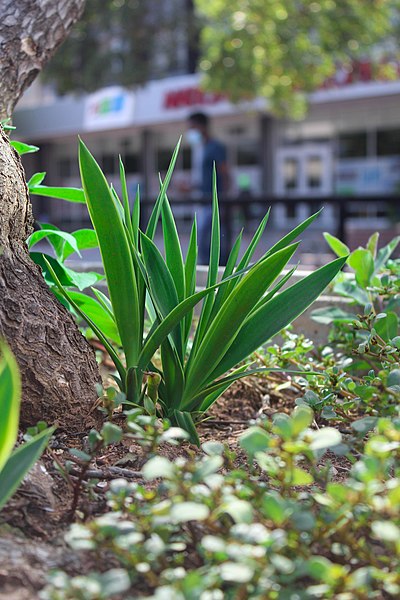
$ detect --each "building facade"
[14,69,400,233]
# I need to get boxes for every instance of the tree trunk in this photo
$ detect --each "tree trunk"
[0,0,86,120]
[0,1,101,431]
[0,127,101,431]
[0,126,101,431]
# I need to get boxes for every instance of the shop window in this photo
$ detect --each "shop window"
[283,157,299,190]
[338,132,367,158]
[306,156,322,188]
[102,154,116,174]
[124,153,139,173]
[237,144,258,166]
[377,128,400,156]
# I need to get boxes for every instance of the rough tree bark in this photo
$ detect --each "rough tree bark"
[0,0,86,120]
[0,127,100,430]
[0,0,101,431]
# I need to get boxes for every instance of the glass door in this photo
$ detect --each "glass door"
[274,143,333,227]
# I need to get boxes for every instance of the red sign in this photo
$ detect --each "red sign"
[164,87,226,109]
[321,59,400,90]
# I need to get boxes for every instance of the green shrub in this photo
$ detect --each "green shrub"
[40,409,400,600]
[313,232,400,356]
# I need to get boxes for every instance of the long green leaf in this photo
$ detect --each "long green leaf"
[67,291,121,345]
[0,342,20,472]
[119,157,133,241]
[183,244,299,399]
[183,217,198,347]
[79,140,140,368]
[29,185,85,203]
[209,229,243,322]
[172,410,200,446]
[250,265,298,315]
[265,209,322,257]
[162,196,185,302]
[217,210,270,305]
[0,427,54,510]
[27,229,81,257]
[131,186,140,249]
[62,228,99,261]
[186,168,220,368]
[44,257,126,383]
[160,339,185,411]
[146,139,181,240]
[138,264,250,371]
[140,233,183,359]
[185,367,320,412]
[209,256,347,382]
[237,209,270,270]
[31,252,75,288]
[197,364,248,412]
[92,288,115,320]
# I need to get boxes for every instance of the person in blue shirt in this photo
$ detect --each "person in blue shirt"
[187,111,230,264]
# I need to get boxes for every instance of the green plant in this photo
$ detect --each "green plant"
[0,341,53,510]
[7,132,104,298]
[43,139,345,443]
[313,232,400,343]
[40,410,400,600]
[254,327,400,424]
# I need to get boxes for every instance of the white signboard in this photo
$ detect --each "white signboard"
[134,74,264,125]
[83,86,135,131]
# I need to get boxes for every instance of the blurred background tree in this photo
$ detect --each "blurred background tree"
[197,0,400,117]
[43,0,400,117]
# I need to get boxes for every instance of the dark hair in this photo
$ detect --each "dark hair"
[188,112,209,127]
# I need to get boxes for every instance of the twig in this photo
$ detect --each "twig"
[69,466,143,480]
[201,419,249,425]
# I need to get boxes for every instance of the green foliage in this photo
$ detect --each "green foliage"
[255,234,399,428]
[39,1,400,118]
[0,342,21,472]
[314,232,400,372]
[44,141,345,443]
[0,342,53,511]
[10,140,39,155]
[256,325,399,426]
[197,0,400,117]
[27,222,103,294]
[41,411,400,600]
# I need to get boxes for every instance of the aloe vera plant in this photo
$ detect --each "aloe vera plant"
[46,140,346,443]
[0,342,53,510]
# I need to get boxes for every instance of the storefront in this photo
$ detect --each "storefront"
[14,71,400,229]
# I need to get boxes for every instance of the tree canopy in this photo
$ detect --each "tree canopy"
[42,0,400,117]
[197,0,400,116]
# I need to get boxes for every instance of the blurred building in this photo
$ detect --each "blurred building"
[13,61,400,232]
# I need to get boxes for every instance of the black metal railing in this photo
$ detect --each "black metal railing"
[46,194,400,247]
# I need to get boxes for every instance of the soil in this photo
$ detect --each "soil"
[0,372,352,600]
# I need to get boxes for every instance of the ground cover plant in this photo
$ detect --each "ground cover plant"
[28,139,345,444]
[40,408,400,599]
